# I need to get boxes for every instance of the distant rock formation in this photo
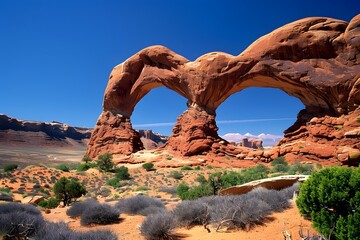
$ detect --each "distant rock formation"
[137,130,167,150]
[87,14,360,165]
[0,114,91,148]
[229,138,263,149]
[222,133,283,147]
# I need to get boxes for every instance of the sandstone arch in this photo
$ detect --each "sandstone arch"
[87,15,360,162]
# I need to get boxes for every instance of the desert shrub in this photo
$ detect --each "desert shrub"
[288,163,313,175]
[0,203,45,237]
[195,175,207,184]
[82,154,92,163]
[0,191,13,201]
[115,195,165,215]
[194,166,201,170]
[136,186,149,191]
[138,206,167,216]
[172,200,209,227]
[140,212,175,240]
[34,221,118,240]
[0,187,10,193]
[66,199,98,218]
[38,197,59,209]
[271,156,287,166]
[181,166,193,171]
[297,166,360,239]
[53,177,86,206]
[76,163,90,172]
[169,170,183,179]
[55,164,69,172]
[106,178,122,188]
[96,152,114,172]
[158,186,177,195]
[176,182,212,200]
[142,162,154,171]
[4,164,18,172]
[80,203,120,226]
[115,166,130,180]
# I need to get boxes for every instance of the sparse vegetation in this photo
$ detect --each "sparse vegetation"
[106,178,123,188]
[115,166,130,180]
[80,203,120,226]
[4,164,18,172]
[82,154,92,163]
[55,163,70,172]
[140,212,175,240]
[142,162,154,171]
[53,177,86,206]
[181,166,193,171]
[169,170,183,179]
[297,166,360,239]
[66,199,98,218]
[38,197,60,209]
[97,152,114,172]
[115,195,165,215]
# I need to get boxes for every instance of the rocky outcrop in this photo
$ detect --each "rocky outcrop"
[137,129,167,149]
[87,14,360,164]
[219,175,308,196]
[0,114,91,149]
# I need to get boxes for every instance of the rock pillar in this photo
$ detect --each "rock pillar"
[165,105,221,156]
[87,111,143,158]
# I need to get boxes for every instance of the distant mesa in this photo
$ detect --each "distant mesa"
[222,133,283,148]
[0,114,91,149]
[87,14,360,165]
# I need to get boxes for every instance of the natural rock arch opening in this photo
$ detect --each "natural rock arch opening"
[87,14,360,164]
[131,87,188,149]
[216,87,305,147]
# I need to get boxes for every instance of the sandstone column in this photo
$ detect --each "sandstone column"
[165,104,222,156]
[87,111,143,158]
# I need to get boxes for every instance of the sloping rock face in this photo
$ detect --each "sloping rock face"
[0,114,91,148]
[87,15,360,165]
[137,130,167,149]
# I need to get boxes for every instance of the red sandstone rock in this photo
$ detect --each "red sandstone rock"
[87,15,360,165]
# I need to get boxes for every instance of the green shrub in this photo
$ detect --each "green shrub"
[142,162,154,171]
[136,186,149,191]
[53,177,86,206]
[271,156,287,166]
[77,163,90,172]
[55,164,69,172]
[38,197,60,209]
[0,187,10,193]
[288,163,313,175]
[176,182,212,200]
[195,175,207,184]
[96,153,113,172]
[82,154,92,163]
[106,178,122,188]
[115,166,130,180]
[169,171,183,180]
[4,164,18,172]
[181,166,193,171]
[296,166,360,239]
[194,166,201,171]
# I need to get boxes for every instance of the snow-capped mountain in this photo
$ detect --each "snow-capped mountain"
[222,132,283,147]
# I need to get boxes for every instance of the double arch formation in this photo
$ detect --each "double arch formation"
[87,15,360,159]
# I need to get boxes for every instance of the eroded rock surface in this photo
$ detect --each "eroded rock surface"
[87,15,360,165]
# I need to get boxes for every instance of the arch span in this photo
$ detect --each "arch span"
[87,15,360,161]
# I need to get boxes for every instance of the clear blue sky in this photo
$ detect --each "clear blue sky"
[0,1,358,136]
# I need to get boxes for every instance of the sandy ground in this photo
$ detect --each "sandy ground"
[42,201,315,240]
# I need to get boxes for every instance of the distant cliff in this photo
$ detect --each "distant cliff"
[0,114,92,148]
[137,129,168,150]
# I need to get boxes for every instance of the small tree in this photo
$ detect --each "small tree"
[115,166,130,180]
[82,154,92,164]
[297,166,360,239]
[97,153,113,172]
[53,177,86,206]
[4,164,18,172]
[142,162,154,171]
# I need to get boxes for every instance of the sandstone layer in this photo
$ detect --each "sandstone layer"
[87,15,360,165]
